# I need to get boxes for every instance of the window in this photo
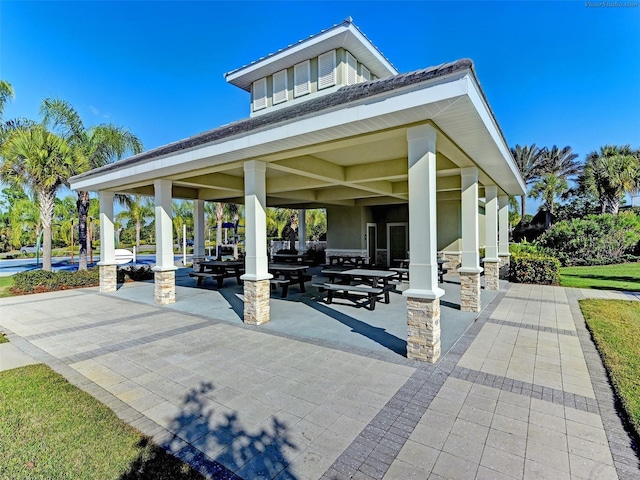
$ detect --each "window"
[346,52,358,85]
[318,50,336,90]
[252,78,267,111]
[294,60,310,97]
[361,65,371,82]
[273,69,287,104]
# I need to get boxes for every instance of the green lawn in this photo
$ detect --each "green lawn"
[0,275,14,298]
[560,263,640,291]
[0,332,8,344]
[580,299,640,435]
[0,364,204,480]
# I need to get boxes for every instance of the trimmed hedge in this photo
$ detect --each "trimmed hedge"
[117,265,154,283]
[509,256,560,285]
[11,268,100,294]
[536,212,640,266]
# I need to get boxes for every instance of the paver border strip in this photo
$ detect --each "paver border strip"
[566,288,640,479]
[321,286,510,480]
[0,326,240,480]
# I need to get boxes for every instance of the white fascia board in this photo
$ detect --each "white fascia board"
[465,76,526,196]
[225,23,398,91]
[71,76,470,193]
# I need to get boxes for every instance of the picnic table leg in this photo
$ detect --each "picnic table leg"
[369,293,376,311]
[197,276,203,286]
[281,283,289,298]
[298,273,306,293]
[217,276,224,288]
[326,290,334,304]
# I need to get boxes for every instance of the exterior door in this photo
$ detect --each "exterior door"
[366,223,377,266]
[387,223,408,266]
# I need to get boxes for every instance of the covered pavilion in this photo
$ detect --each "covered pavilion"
[69,19,525,363]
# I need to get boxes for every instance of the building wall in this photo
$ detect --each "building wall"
[326,206,371,251]
[437,199,461,252]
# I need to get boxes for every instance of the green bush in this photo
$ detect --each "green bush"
[117,265,154,282]
[536,212,640,266]
[12,268,100,293]
[509,256,560,285]
[509,241,542,257]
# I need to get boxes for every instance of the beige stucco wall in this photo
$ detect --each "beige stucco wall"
[326,206,371,250]
[436,199,461,252]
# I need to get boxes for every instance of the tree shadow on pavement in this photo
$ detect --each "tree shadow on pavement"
[156,381,299,479]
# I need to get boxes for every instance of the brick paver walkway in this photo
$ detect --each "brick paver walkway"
[1,283,638,479]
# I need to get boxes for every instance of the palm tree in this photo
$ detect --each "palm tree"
[541,145,582,179]
[510,144,545,220]
[529,173,569,229]
[172,200,194,248]
[0,80,14,119]
[581,145,640,215]
[0,126,87,270]
[214,202,225,259]
[40,98,143,270]
[116,196,153,251]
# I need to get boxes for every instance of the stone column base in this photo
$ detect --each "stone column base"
[441,252,461,273]
[99,264,117,293]
[499,254,511,267]
[154,269,176,305]
[484,260,500,290]
[192,256,206,272]
[244,279,270,325]
[407,297,441,363]
[460,271,481,312]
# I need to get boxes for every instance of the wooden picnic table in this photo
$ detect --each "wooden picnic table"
[268,263,311,297]
[327,254,369,267]
[190,260,244,288]
[315,268,397,310]
[390,259,448,282]
[272,253,306,263]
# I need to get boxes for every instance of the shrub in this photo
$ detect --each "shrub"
[117,265,154,283]
[509,241,542,257]
[12,268,100,294]
[536,212,640,266]
[306,247,326,265]
[509,256,560,285]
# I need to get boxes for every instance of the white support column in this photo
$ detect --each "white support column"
[403,125,444,363]
[193,199,205,271]
[459,167,482,312]
[242,160,272,325]
[153,179,177,304]
[298,209,306,252]
[484,185,500,290]
[498,195,511,266]
[98,191,117,293]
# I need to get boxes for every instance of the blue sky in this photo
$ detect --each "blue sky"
[1,1,639,210]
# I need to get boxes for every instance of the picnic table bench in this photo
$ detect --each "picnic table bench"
[314,268,397,310]
[189,260,244,288]
[389,259,448,283]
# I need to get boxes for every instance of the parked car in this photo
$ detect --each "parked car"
[21,244,41,254]
[186,239,194,247]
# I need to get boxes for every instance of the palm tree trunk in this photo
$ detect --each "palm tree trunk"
[77,191,90,271]
[136,220,141,251]
[521,195,526,223]
[609,196,620,215]
[39,188,55,271]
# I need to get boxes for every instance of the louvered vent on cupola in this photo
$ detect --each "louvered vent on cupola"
[273,69,287,104]
[252,78,267,111]
[318,50,336,90]
[361,65,371,82]
[294,60,311,97]
[346,52,358,85]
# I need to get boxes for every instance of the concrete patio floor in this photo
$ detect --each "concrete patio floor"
[1,275,638,479]
[107,266,502,363]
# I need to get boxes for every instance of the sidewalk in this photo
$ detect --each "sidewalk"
[0,284,638,479]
